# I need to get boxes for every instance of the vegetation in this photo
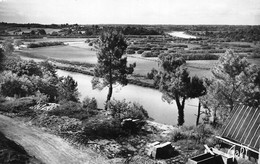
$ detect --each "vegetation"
[156,53,206,126]
[201,50,260,124]
[1,23,260,162]
[92,30,135,108]
[27,41,65,48]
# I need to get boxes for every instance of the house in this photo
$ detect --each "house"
[188,104,259,164]
[216,104,260,164]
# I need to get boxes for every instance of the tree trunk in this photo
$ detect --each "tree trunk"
[105,83,113,110]
[105,52,113,110]
[196,101,201,126]
[175,94,185,126]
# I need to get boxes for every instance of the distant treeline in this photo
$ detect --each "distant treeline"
[189,26,260,42]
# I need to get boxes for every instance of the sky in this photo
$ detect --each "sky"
[0,0,260,25]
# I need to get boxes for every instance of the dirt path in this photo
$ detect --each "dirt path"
[0,114,109,164]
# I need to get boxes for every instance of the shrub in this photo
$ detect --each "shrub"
[108,99,149,121]
[34,114,82,132]
[0,97,36,116]
[169,129,187,142]
[147,68,158,79]
[137,50,144,54]
[141,51,158,57]
[48,101,89,120]
[82,97,97,110]
[82,97,98,116]
[81,119,124,139]
[126,49,135,54]
[27,42,64,48]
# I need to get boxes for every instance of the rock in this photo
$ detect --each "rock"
[147,141,175,159]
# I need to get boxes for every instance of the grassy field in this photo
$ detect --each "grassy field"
[18,38,260,78]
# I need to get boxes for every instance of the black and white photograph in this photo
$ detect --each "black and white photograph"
[0,0,259,163]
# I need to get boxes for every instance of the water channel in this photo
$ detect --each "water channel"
[57,69,200,126]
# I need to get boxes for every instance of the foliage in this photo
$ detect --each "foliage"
[147,68,158,80]
[0,97,36,115]
[201,50,260,124]
[157,53,206,126]
[92,30,135,105]
[48,101,89,120]
[126,49,135,54]
[81,119,124,139]
[0,48,5,72]
[34,114,82,132]
[108,99,149,121]
[10,60,43,77]
[57,76,79,102]
[141,51,159,57]
[82,97,98,115]
[27,42,64,48]
[2,40,14,55]
[168,124,216,145]
[0,71,36,97]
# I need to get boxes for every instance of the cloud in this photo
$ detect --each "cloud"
[0,0,259,24]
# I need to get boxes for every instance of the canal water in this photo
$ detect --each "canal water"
[57,69,199,126]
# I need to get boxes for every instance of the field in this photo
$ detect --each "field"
[17,36,260,78]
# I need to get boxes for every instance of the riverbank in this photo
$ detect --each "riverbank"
[0,98,217,164]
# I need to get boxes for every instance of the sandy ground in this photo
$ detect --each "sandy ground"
[0,114,109,164]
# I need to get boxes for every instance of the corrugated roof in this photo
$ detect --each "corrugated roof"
[220,105,260,152]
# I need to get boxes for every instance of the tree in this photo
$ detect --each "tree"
[92,30,135,109]
[189,76,206,126]
[157,53,206,126]
[201,50,260,124]
[0,49,5,72]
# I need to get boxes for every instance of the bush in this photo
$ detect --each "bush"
[0,97,36,116]
[141,51,158,57]
[126,49,135,54]
[81,119,124,139]
[48,101,89,120]
[108,99,149,121]
[169,129,187,142]
[137,50,144,54]
[82,97,98,116]
[147,68,158,79]
[34,114,82,132]
[27,42,64,48]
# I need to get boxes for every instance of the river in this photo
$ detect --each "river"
[56,69,199,126]
[168,31,197,39]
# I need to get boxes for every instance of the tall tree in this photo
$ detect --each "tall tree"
[0,49,5,72]
[189,76,206,126]
[157,53,205,126]
[201,50,260,124]
[92,30,135,109]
